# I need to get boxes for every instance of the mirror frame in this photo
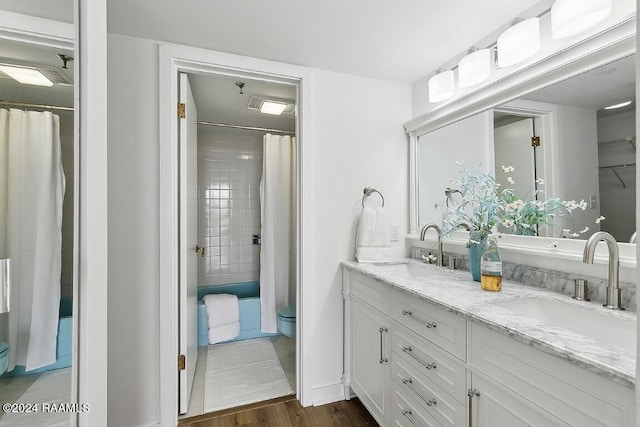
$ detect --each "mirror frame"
[404,16,636,266]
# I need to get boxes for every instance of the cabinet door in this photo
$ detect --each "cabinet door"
[470,374,570,427]
[351,297,389,425]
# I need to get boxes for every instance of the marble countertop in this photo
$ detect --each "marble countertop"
[342,259,636,389]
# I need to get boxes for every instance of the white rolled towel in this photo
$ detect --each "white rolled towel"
[208,322,240,345]
[203,294,240,344]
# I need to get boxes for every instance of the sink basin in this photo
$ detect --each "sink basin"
[491,297,636,354]
[369,262,447,280]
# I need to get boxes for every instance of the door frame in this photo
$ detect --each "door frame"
[158,43,312,425]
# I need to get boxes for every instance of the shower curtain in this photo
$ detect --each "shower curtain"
[0,108,65,372]
[260,134,295,333]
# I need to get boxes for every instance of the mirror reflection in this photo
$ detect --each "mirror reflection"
[0,38,74,426]
[419,53,635,243]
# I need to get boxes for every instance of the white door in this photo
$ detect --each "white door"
[179,73,199,414]
[494,117,536,200]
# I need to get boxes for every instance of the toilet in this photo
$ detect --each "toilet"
[0,342,9,374]
[277,305,296,339]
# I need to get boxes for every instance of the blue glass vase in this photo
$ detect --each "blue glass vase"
[468,231,488,282]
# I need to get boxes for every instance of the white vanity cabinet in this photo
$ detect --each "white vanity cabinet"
[469,324,635,427]
[342,265,636,427]
[344,270,390,426]
[390,290,467,427]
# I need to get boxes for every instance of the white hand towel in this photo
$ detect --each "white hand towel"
[357,207,377,246]
[356,206,390,263]
[372,207,390,246]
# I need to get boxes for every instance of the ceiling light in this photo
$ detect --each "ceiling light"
[458,48,492,88]
[259,101,287,115]
[0,64,54,86]
[428,69,454,103]
[497,18,541,68]
[604,101,632,110]
[551,0,612,40]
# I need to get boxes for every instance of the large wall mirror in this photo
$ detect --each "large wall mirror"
[418,52,635,243]
[0,11,76,427]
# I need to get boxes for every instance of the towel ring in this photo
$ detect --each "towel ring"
[362,187,385,208]
[444,187,462,207]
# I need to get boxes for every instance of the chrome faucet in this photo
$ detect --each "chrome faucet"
[583,231,624,310]
[420,223,443,267]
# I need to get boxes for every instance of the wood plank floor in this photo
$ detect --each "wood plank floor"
[179,395,379,427]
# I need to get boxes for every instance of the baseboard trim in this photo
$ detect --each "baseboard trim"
[311,382,347,406]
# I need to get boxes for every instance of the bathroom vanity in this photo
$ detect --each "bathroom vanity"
[341,261,635,427]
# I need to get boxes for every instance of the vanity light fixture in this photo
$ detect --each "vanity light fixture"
[604,101,632,110]
[0,64,54,87]
[428,68,455,103]
[551,0,612,39]
[458,47,492,88]
[497,17,541,68]
[260,101,287,115]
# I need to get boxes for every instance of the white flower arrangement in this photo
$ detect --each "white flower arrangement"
[442,162,600,237]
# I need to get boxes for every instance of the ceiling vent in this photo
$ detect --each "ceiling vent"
[248,95,296,115]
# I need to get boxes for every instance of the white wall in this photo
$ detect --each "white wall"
[107,33,410,425]
[555,105,602,236]
[107,35,160,427]
[597,110,636,241]
[308,69,410,401]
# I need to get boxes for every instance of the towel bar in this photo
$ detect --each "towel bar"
[362,187,384,208]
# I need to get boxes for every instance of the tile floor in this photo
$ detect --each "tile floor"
[182,335,296,419]
[0,372,42,419]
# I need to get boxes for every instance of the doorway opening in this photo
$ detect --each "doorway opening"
[178,70,298,419]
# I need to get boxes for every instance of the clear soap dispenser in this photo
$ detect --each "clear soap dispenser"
[481,236,502,292]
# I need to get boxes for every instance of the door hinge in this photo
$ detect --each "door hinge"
[531,136,540,147]
[178,103,186,119]
[178,354,186,371]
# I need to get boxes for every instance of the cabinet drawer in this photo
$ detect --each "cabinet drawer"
[351,271,388,312]
[471,323,635,427]
[391,322,466,404]
[391,290,466,361]
[392,355,466,427]
[392,382,443,427]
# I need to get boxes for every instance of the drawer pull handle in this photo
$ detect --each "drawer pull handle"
[401,378,437,407]
[401,346,437,370]
[379,327,388,364]
[401,310,437,329]
[401,409,421,427]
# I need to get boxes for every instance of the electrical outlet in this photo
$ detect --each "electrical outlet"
[390,224,400,241]
[590,195,597,209]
